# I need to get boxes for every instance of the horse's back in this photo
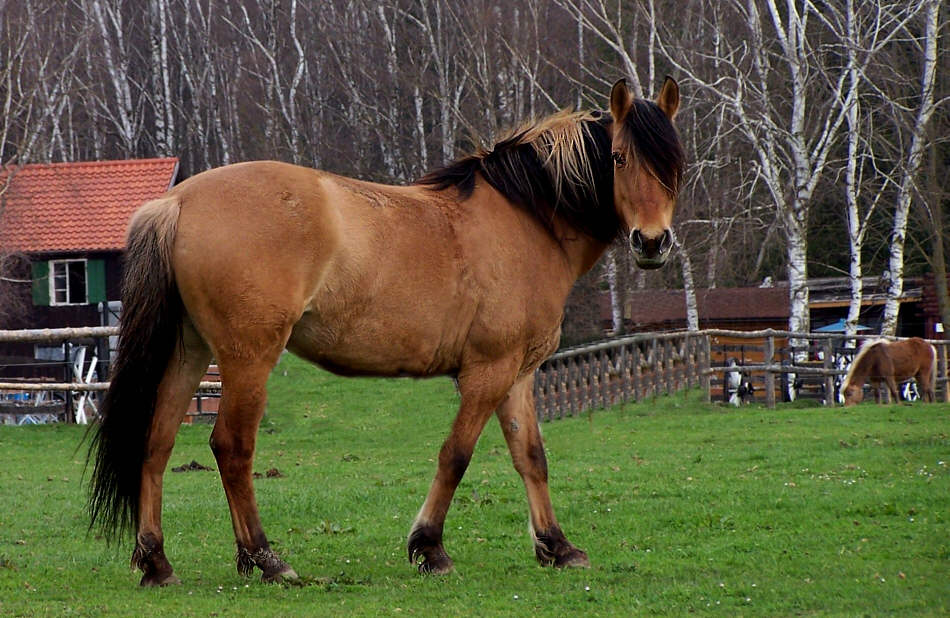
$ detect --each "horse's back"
[156,161,495,376]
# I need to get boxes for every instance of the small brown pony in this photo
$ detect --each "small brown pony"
[87,79,684,586]
[841,337,937,405]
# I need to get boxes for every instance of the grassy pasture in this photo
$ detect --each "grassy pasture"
[1,353,948,616]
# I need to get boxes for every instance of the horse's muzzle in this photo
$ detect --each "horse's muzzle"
[630,228,673,270]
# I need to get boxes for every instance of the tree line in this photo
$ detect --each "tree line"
[1,0,947,339]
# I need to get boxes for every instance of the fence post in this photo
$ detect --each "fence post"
[631,342,643,403]
[764,335,776,408]
[822,339,835,406]
[701,334,711,403]
[684,335,693,390]
[619,344,630,404]
[651,338,659,399]
[939,343,949,403]
[63,339,75,424]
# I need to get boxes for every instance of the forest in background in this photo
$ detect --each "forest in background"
[1,0,947,338]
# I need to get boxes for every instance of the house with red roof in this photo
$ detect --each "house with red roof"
[0,158,178,360]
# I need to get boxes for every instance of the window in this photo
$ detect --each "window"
[31,258,106,306]
[50,259,88,305]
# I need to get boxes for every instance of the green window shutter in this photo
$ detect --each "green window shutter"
[31,261,50,306]
[87,259,106,303]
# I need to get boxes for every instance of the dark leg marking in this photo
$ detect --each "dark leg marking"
[408,524,454,575]
[236,543,298,583]
[526,439,549,480]
[132,532,181,587]
[533,526,590,568]
[443,448,471,484]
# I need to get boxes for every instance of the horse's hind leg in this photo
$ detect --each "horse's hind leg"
[918,372,936,403]
[211,352,297,582]
[135,319,212,586]
[496,375,589,568]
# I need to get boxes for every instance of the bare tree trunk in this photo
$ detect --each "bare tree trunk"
[605,248,623,335]
[676,236,699,331]
[90,0,138,155]
[842,0,865,342]
[881,0,940,336]
[149,0,174,156]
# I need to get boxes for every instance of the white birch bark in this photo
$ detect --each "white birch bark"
[89,0,137,154]
[375,4,401,179]
[660,0,853,347]
[880,0,940,336]
[413,85,428,173]
[149,0,173,156]
[605,248,623,335]
[675,236,699,331]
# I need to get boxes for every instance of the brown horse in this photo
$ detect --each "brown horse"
[841,337,937,405]
[87,78,684,586]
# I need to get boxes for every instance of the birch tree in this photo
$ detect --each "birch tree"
[879,0,941,336]
[661,0,855,342]
[148,0,174,157]
[817,0,930,339]
[87,0,140,156]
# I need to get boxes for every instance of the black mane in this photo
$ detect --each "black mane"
[415,103,683,246]
[416,114,618,244]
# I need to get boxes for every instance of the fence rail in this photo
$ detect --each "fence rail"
[534,331,709,421]
[0,326,221,424]
[2,326,948,424]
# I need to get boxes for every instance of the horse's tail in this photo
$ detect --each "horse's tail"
[87,197,183,539]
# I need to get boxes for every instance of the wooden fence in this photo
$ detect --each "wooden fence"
[0,326,220,424]
[2,326,948,424]
[703,329,950,408]
[535,328,950,419]
[534,331,710,420]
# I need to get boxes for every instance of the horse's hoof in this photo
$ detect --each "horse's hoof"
[262,565,299,583]
[139,572,182,587]
[554,548,590,569]
[417,554,454,575]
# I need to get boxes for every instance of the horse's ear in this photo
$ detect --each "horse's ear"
[656,75,680,121]
[609,79,633,123]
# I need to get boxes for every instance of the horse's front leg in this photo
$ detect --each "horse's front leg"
[496,375,589,568]
[408,360,518,574]
[884,376,900,403]
[211,358,298,583]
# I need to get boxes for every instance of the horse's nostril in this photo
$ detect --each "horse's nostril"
[630,229,644,253]
[659,229,673,253]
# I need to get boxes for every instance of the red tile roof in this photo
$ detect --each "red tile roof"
[0,158,178,253]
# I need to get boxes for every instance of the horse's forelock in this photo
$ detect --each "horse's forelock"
[617,100,684,198]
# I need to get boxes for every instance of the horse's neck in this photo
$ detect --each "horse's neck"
[551,218,611,281]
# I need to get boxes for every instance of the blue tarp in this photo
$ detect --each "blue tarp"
[813,318,872,333]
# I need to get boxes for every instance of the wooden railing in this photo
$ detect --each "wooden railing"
[0,326,220,424]
[3,326,948,424]
[534,331,710,421]
[703,328,949,407]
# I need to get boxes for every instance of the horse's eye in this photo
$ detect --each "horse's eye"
[612,151,626,168]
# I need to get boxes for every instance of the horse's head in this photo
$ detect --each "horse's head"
[842,383,863,406]
[608,77,683,270]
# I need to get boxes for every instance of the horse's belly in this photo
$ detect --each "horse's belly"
[285,311,461,378]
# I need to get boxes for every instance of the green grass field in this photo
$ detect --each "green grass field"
[1,353,948,616]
